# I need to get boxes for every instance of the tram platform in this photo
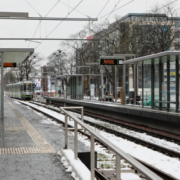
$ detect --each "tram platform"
[44,96,180,136]
[0,97,89,180]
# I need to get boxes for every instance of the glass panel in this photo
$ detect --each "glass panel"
[170,61,176,110]
[162,62,167,109]
[137,64,142,105]
[179,59,180,110]
[143,60,151,108]
[154,63,159,108]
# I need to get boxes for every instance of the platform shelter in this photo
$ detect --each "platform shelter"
[123,51,180,112]
[0,48,34,119]
[57,74,83,100]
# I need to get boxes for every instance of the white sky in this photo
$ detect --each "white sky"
[0,0,180,61]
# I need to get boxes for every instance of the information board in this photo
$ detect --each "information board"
[3,63,16,67]
[99,59,123,65]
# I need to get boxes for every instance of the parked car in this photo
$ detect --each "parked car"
[99,95,114,102]
[129,95,142,105]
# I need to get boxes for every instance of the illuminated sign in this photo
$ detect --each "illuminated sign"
[99,59,123,65]
[3,63,16,67]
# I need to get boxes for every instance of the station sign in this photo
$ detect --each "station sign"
[3,63,16,67]
[99,59,123,65]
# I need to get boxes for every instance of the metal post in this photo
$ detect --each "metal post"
[81,107,84,122]
[142,62,144,108]
[176,56,179,112]
[159,58,162,110]
[1,53,4,119]
[167,56,170,111]
[74,121,78,159]
[123,64,126,105]
[134,64,136,105]
[89,67,91,100]
[151,59,154,109]
[115,66,117,103]
[90,134,95,180]
[116,154,121,180]
[64,114,68,149]
[101,66,103,100]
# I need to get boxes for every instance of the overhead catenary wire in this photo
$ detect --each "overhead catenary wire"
[104,0,122,22]
[99,0,134,19]
[96,0,111,18]
[28,0,62,47]
[59,1,90,18]
[24,0,42,17]
[35,0,84,50]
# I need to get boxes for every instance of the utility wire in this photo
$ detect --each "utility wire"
[25,0,42,17]
[28,0,62,47]
[99,0,134,19]
[96,0,111,18]
[35,0,84,50]
[59,1,90,18]
[156,0,177,11]
[104,0,122,22]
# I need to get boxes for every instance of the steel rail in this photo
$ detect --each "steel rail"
[20,100,177,180]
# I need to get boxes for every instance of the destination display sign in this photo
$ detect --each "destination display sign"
[3,63,16,67]
[99,59,123,65]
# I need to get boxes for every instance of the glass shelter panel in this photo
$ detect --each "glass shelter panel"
[170,56,176,110]
[154,58,159,108]
[143,60,151,107]
[161,56,167,109]
[137,63,142,100]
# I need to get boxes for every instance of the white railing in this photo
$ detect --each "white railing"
[60,106,163,180]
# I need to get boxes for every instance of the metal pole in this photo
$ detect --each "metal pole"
[89,67,91,100]
[101,66,103,100]
[74,121,78,159]
[90,134,95,180]
[142,62,144,108]
[64,114,68,149]
[176,55,179,112]
[1,53,4,119]
[115,66,117,103]
[134,64,136,105]
[123,64,126,105]
[116,154,121,180]
[81,107,84,122]
[167,56,170,111]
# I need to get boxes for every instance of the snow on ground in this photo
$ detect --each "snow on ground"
[21,100,180,179]
[70,111,180,153]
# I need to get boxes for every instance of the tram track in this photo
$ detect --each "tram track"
[18,100,179,180]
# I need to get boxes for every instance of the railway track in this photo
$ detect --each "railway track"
[31,101,180,156]
[40,99,180,145]
[19,100,179,180]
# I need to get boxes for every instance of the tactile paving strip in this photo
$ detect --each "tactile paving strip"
[0,99,56,154]
[5,127,26,131]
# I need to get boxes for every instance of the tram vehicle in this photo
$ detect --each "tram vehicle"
[5,81,34,100]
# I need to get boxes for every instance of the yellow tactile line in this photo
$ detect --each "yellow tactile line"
[0,99,56,155]
[5,127,26,131]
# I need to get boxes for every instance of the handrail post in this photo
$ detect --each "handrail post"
[91,134,95,180]
[74,121,78,159]
[116,154,121,180]
[81,107,84,122]
[64,113,68,149]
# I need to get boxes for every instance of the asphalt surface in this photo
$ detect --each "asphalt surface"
[0,97,89,180]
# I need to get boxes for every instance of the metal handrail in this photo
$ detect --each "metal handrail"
[60,106,163,180]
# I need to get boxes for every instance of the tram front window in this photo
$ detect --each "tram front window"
[24,83,32,92]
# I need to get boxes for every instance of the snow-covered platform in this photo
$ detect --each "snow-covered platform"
[0,97,89,180]
[45,96,180,135]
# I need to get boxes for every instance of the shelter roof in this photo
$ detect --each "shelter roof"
[0,48,34,64]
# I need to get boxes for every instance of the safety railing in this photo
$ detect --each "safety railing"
[60,106,163,180]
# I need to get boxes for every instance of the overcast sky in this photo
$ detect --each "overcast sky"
[0,0,179,62]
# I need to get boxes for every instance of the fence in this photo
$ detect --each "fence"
[60,106,163,180]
